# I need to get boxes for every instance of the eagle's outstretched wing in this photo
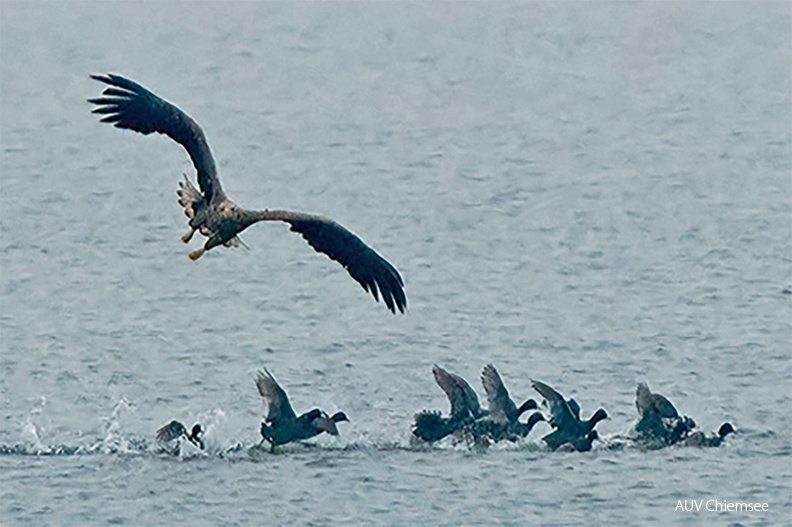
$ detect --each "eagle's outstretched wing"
[247,210,406,314]
[90,74,407,314]
[88,73,225,203]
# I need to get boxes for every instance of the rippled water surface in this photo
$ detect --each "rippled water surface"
[1,2,791,526]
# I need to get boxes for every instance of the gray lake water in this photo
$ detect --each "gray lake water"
[1,1,791,526]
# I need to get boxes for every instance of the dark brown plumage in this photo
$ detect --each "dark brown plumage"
[88,74,406,313]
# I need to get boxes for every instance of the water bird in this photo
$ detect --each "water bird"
[556,431,599,453]
[634,383,696,447]
[88,73,406,314]
[412,365,485,442]
[480,364,538,425]
[256,369,348,451]
[474,364,543,442]
[156,420,204,452]
[531,380,608,451]
[470,412,546,445]
[413,364,543,445]
[683,422,735,447]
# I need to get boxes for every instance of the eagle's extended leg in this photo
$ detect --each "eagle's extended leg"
[181,227,196,243]
[188,235,223,261]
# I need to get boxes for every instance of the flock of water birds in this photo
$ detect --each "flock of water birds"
[87,73,734,457]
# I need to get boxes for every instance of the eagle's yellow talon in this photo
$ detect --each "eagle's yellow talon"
[181,228,195,243]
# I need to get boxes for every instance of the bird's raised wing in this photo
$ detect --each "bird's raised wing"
[636,383,678,419]
[635,383,652,416]
[88,73,225,203]
[256,369,296,424]
[481,364,518,423]
[247,210,406,314]
[567,397,582,420]
[433,365,481,419]
[532,380,576,430]
[651,394,679,419]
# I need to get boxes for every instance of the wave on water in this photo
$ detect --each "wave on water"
[1,397,745,459]
[0,430,742,459]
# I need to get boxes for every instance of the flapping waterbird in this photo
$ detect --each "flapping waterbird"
[412,365,486,442]
[88,74,406,313]
[156,420,204,453]
[532,380,608,451]
[636,382,680,420]
[255,369,348,451]
[634,383,696,447]
[634,383,733,448]
[480,364,538,425]
[474,364,543,442]
[413,364,543,445]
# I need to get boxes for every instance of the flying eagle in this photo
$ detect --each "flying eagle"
[88,74,406,314]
